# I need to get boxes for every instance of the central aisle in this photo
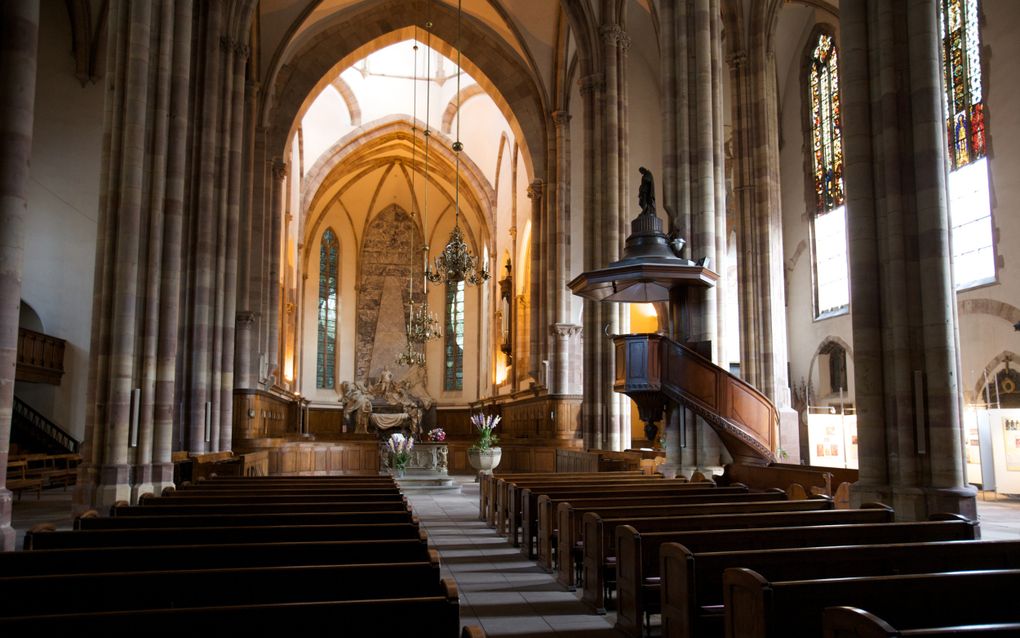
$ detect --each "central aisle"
[407,481,626,637]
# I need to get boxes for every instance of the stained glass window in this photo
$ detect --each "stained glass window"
[939,0,995,289]
[809,32,850,316]
[317,228,339,389]
[444,280,465,391]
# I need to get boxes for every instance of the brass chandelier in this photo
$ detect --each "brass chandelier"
[397,19,443,367]
[425,0,489,287]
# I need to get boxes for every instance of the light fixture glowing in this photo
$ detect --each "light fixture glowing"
[425,0,488,287]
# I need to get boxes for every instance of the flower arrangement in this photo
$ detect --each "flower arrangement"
[470,412,501,451]
[386,432,414,473]
[427,427,447,442]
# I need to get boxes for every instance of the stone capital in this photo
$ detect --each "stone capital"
[527,179,544,200]
[551,110,572,127]
[271,159,288,181]
[552,323,582,338]
[599,24,625,45]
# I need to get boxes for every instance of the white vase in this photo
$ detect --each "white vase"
[467,447,502,482]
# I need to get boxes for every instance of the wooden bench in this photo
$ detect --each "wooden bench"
[534,488,771,570]
[5,460,43,500]
[76,509,417,530]
[481,471,645,522]
[503,479,665,538]
[557,497,830,590]
[582,505,894,613]
[0,579,464,636]
[520,482,741,557]
[25,521,426,549]
[112,500,411,516]
[139,492,407,504]
[0,559,444,616]
[723,568,1020,638]
[823,606,1020,638]
[177,484,401,494]
[2,537,433,576]
[492,473,653,530]
[655,537,1020,638]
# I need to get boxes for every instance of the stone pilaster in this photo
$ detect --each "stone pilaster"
[527,179,544,384]
[551,324,582,395]
[841,0,975,520]
[267,159,287,389]
[549,111,573,397]
[0,0,40,550]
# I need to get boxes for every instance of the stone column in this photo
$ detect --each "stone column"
[527,179,544,385]
[267,159,286,387]
[549,110,572,396]
[0,0,40,550]
[551,324,582,395]
[841,0,975,520]
[580,73,605,449]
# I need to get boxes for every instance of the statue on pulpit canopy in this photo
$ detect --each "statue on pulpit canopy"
[638,166,656,216]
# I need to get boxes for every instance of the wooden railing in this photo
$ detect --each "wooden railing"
[12,396,79,454]
[16,327,66,385]
[613,333,777,465]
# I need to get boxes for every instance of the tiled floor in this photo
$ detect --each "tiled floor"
[9,483,1020,636]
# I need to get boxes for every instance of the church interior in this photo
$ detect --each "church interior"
[2,0,1020,634]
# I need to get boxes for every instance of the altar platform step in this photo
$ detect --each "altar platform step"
[395,474,463,494]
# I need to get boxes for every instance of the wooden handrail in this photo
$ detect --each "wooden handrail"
[613,333,777,465]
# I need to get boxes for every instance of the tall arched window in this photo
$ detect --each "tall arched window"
[444,280,465,391]
[317,228,339,389]
[939,0,995,289]
[808,32,849,318]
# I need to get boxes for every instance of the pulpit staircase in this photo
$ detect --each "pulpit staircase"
[613,333,777,465]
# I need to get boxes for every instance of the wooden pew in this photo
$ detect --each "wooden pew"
[0,579,463,637]
[557,497,829,589]
[139,492,407,505]
[534,488,769,570]
[0,559,445,616]
[582,505,894,613]
[2,538,432,576]
[823,606,1020,638]
[493,473,655,530]
[76,509,416,530]
[481,471,646,522]
[111,500,410,516]
[503,477,665,543]
[723,568,1020,638]
[25,521,426,549]
[176,484,400,494]
[655,537,1020,638]
[519,483,740,557]
[5,460,43,500]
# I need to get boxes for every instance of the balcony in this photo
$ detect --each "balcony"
[16,327,66,385]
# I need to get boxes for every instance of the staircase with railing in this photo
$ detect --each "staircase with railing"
[12,396,79,454]
[613,333,777,465]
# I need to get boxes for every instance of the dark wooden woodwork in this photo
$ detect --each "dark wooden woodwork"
[659,539,1020,638]
[822,606,1020,638]
[614,333,776,464]
[15,327,65,384]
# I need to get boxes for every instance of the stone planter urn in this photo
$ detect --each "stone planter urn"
[467,447,502,481]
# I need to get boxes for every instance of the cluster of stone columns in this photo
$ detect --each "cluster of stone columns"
[0,0,40,550]
[575,10,634,452]
[75,0,256,512]
[840,0,975,520]
[657,0,728,468]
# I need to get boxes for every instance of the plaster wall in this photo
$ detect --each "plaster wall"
[17,2,103,442]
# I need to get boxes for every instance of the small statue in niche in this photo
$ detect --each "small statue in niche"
[638,166,656,217]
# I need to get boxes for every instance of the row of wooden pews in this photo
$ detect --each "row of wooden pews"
[481,468,1016,638]
[7,475,484,637]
